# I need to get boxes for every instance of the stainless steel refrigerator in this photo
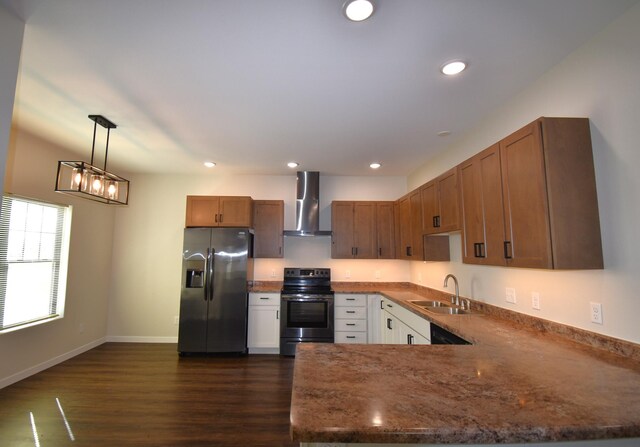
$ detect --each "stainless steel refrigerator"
[178,228,253,355]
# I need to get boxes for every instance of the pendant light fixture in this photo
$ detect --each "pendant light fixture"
[55,115,130,205]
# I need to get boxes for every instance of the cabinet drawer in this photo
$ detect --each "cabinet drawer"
[248,293,280,306]
[335,294,367,307]
[335,319,367,332]
[335,307,366,319]
[335,332,367,344]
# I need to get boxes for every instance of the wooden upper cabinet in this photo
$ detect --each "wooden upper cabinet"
[376,202,396,259]
[459,144,507,266]
[500,117,602,269]
[253,200,284,258]
[331,201,376,259]
[185,196,253,228]
[421,168,461,234]
[395,190,423,260]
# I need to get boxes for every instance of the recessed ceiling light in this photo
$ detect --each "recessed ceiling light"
[370,162,381,169]
[441,61,467,76]
[287,162,299,168]
[437,131,451,137]
[204,161,216,168]
[343,0,375,22]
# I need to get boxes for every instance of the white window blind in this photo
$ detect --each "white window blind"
[0,195,71,332]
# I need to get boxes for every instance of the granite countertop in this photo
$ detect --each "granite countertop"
[290,288,640,444]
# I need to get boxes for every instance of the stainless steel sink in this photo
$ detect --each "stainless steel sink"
[408,300,451,308]
[424,306,469,315]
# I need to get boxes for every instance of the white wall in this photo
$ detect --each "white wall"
[408,3,640,344]
[0,128,115,386]
[106,173,407,339]
[0,4,24,195]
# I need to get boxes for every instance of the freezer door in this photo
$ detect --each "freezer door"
[178,228,212,353]
[206,228,250,353]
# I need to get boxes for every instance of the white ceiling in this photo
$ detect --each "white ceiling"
[4,0,638,176]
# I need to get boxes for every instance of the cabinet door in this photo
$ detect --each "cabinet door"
[253,200,284,258]
[500,122,553,268]
[382,311,398,344]
[396,196,412,259]
[353,202,376,259]
[367,295,382,344]
[331,202,355,258]
[436,168,460,232]
[402,324,430,345]
[218,196,253,227]
[409,190,423,260]
[247,306,280,350]
[421,181,438,233]
[460,144,507,266]
[375,202,395,259]
[186,196,220,227]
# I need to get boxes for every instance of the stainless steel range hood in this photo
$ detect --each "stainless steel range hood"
[284,171,332,237]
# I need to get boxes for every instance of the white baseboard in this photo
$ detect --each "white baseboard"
[0,337,106,389]
[105,336,178,343]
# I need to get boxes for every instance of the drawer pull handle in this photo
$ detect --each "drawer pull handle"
[346,336,356,339]
[346,323,356,326]
[259,297,269,300]
[346,298,355,301]
[346,310,356,314]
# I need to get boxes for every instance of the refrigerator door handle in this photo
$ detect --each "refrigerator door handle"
[203,248,211,301]
[208,248,215,301]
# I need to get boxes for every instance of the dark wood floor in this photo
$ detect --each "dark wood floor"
[0,343,299,446]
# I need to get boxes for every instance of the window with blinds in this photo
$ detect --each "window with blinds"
[0,195,71,332]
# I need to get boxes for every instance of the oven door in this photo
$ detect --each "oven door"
[280,294,334,339]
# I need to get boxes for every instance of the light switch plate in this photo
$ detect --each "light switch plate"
[505,287,516,304]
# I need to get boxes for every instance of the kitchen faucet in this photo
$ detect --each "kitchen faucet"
[443,274,459,306]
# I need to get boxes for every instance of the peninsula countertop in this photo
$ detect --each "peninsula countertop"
[290,288,640,445]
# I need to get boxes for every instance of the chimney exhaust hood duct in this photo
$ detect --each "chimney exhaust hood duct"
[284,171,332,237]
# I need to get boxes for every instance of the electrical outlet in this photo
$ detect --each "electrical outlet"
[375,270,381,279]
[531,292,540,310]
[79,323,85,334]
[174,316,180,326]
[345,270,351,279]
[270,269,276,278]
[505,287,516,304]
[590,302,603,324]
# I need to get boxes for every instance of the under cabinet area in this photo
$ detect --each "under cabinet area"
[381,297,430,345]
[247,293,280,354]
[185,195,253,228]
[334,294,368,344]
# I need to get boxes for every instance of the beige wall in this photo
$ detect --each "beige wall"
[0,5,24,195]
[408,2,640,344]
[0,128,116,386]
[106,173,407,340]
